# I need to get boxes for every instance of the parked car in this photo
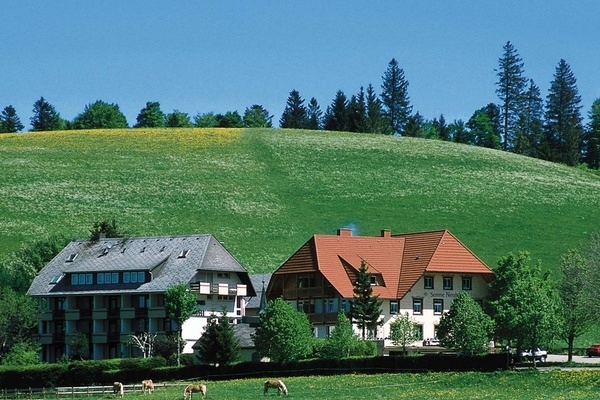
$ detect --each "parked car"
[520,348,548,362]
[423,338,440,346]
[586,344,600,357]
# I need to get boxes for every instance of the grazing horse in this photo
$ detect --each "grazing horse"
[141,379,154,394]
[264,380,288,396]
[183,384,207,400]
[113,382,124,398]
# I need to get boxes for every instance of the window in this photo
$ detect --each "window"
[462,276,472,290]
[97,273,104,284]
[370,275,377,285]
[71,273,93,285]
[178,249,190,258]
[217,272,230,279]
[324,299,336,313]
[413,298,423,315]
[433,299,443,315]
[390,300,399,315]
[443,276,453,290]
[297,273,315,288]
[66,253,77,263]
[424,276,434,289]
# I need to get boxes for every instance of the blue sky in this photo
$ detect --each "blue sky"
[1,1,598,130]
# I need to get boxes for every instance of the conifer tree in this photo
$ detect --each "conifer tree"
[583,98,600,169]
[243,105,273,128]
[30,97,62,131]
[495,41,527,151]
[196,311,240,366]
[380,58,412,135]
[323,90,349,132]
[351,261,383,339]
[135,101,166,128]
[0,105,24,133]
[279,89,308,129]
[542,59,583,166]
[514,79,544,157]
[306,97,323,130]
[166,110,193,128]
[365,84,388,134]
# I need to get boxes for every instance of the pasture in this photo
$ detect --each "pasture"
[1,127,599,276]
[6,372,600,400]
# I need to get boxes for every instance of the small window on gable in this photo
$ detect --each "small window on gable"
[178,249,190,258]
[66,253,77,263]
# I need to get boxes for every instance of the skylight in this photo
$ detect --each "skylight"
[178,249,190,258]
[66,253,78,263]
[50,274,63,284]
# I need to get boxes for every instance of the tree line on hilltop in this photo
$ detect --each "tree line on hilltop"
[1,41,599,169]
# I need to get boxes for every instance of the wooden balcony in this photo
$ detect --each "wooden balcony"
[283,286,337,299]
[190,282,247,296]
[307,312,340,324]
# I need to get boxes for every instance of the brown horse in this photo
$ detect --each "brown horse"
[264,380,288,396]
[183,384,207,400]
[113,382,124,398]
[141,379,154,394]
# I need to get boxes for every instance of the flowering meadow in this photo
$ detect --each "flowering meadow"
[114,371,600,400]
[1,127,600,281]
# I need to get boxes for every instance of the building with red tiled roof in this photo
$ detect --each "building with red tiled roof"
[266,228,493,353]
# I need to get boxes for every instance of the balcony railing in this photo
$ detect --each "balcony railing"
[190,282,247,296]
[135,307,148,318]
[283,286,337,299]
[107,332,120,342]
[308,312,345,324]
[52,309,65,319]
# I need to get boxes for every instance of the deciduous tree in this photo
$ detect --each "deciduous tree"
[0,105,24,133]
[0,288,38,358]
[321,311,361,359]
[351,261,383,339]
[437,292,493,355]
[164,284,198,367]
[252,297,313,363]
[194,112,219,128]
[389,312,420,355]
[72,100,129,129]
[166,110,193,128]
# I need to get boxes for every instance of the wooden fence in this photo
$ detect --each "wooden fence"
[0,382,184,399]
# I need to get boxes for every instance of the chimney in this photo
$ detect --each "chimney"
[381,229,391,238]
[337,228,353,237]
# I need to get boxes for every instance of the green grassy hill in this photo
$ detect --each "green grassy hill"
[1,127,599,274]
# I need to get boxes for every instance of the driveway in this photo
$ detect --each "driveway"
[546,354,600,364]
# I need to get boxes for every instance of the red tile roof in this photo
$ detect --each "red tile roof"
[271,229,493,300]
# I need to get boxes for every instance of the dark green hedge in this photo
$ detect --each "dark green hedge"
[0,354,507,389]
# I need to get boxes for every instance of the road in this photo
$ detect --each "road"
[546,354,600,364]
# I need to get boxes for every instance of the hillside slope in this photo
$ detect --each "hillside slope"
[1,128,599,273]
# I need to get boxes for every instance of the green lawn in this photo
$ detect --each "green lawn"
[109,371,600,400]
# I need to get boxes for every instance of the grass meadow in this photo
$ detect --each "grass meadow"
[98,371,600,400]
[2,128,599,276]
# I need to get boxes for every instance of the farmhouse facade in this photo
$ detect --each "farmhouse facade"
[266,228,493,352]
[27,234,256,362]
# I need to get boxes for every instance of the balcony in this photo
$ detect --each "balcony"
[190,282,247,296]
[52,309,65,319]
[108,308,120,318]
[107,332,120,342]
[308,312,343,324]
[135,307,148,318]
[148,307,166,318]
[80,309,92,319]
[283,286,337,299]
[52,332,65,343]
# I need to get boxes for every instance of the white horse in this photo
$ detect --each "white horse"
[183,383,207,400]
[264,380,288,396]
[141,379,154,394]
[112,382,124,398]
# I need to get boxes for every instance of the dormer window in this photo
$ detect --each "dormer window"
[66,253,78,263]
[370,275,377,286]
[178,249,190,258]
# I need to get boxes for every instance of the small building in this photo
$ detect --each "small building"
[27,234,256,362]
[266,228,493,353]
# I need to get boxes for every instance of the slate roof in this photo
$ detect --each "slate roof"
[246,273,272,310]
[27,234,255,297]
[268,229,493,300]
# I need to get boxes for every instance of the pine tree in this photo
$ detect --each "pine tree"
[365,84,388,134]
[467,109,500,149]
[351,261,383,339]
[495,41,527,151]
[514,79,544,157]
[0,105,24,133]
[134,101,166,128]
[165,110,193,128]
[543,59,583,166]
[434,114,450,141]
[196,311,240,366]
[381,58,412,135]
[323,90,349,132]
[30,97,62,131]
[403,112,425,137]
[279,89,308,129]
[583,98,600,169]
[243,104,273,128]
[347,94,365,133]
[306,97,323,130]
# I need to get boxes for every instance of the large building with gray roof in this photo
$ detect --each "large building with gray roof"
[27,234,256,362]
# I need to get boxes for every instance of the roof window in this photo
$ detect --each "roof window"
[50,274,63,284]
[66,253,78,263]
[178,249,190,258]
